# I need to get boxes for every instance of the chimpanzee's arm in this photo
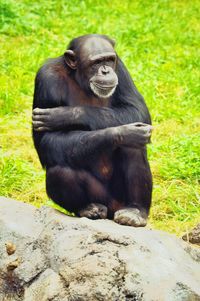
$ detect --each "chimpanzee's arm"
[33,123,151,168]
[33,59,151,132]
[33,59,151,168]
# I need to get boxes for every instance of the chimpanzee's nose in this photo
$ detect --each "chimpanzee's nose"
[99,65,110,75]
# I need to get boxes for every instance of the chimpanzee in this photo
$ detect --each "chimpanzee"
[32,34,152,227]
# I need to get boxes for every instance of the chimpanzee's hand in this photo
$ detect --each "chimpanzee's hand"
[32,107,69,131]
[113,122,152,148]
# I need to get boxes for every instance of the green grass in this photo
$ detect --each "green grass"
[0,0,199,236]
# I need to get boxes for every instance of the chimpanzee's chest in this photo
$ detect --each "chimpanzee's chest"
[66,77,113,180]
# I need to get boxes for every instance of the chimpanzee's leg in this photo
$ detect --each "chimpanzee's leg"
[109,147,152,227]
[46,166,110,219]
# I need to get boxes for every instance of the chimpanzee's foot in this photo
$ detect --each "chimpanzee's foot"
[78,203,108,219]
[114,208,147,227]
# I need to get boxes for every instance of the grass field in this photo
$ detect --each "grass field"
[0,0,199,235]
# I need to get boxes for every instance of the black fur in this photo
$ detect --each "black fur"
[32,34,152,223]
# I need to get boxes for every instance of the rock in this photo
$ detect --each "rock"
[0,197,200,301]
[24,268,68,301]
[7,258,20,271]
[6,242,16,255]
[182,224,200,246]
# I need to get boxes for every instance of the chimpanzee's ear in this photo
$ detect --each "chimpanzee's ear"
[64,50,77,69]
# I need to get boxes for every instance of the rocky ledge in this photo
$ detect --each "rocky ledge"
[0,197,200,301]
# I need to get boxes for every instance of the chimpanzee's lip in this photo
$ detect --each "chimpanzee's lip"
[91,82,117,90]
[90,82,117,98]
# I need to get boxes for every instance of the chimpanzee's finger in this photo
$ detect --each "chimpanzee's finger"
[33,108,51,115]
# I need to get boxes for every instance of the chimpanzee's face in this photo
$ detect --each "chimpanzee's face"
[64,37,118,98]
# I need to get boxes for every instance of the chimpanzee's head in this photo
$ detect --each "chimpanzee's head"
[64,34,118,98]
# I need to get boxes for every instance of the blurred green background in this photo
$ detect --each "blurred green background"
[0,0,199,235]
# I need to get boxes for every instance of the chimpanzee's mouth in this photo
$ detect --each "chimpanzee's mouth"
[90,82,117,98]
[93,82,117,90]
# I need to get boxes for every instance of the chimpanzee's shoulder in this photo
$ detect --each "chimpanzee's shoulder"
[36,56,68,80]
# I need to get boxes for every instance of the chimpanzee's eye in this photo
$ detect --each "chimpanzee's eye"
[108,57,115,62]
[95,59,102,65]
